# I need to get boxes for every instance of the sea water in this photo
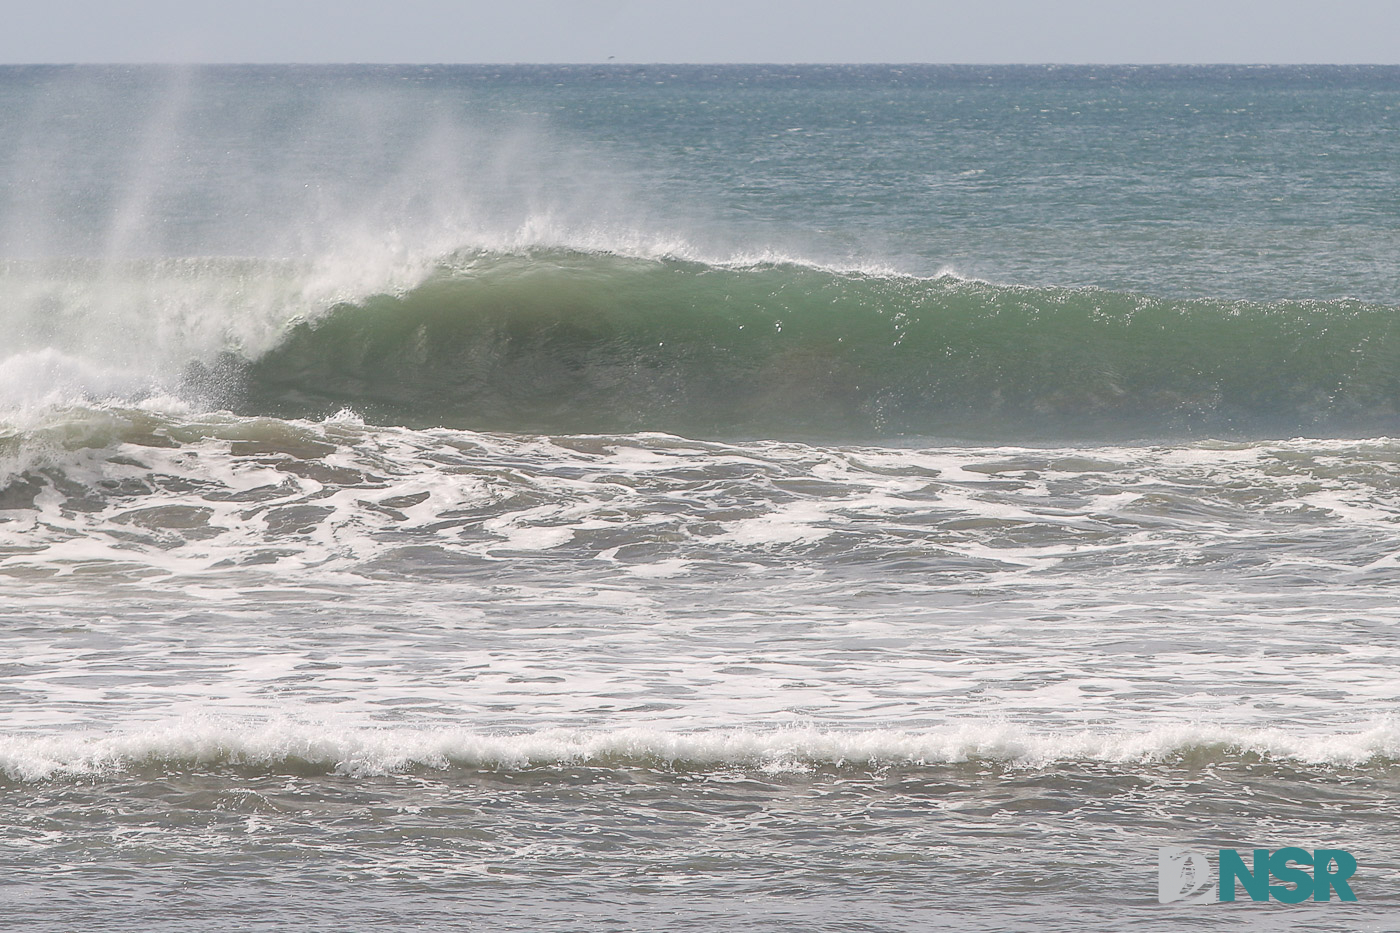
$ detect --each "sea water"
[2,64,1399,930]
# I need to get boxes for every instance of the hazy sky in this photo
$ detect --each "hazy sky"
[5,0,1400,65]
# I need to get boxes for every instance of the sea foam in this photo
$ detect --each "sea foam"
[4,720,1398,782]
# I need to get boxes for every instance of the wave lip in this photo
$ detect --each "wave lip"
[5,720,1398,782]
[231,249,1400,441]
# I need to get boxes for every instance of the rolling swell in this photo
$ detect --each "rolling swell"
[237,250,1400,439]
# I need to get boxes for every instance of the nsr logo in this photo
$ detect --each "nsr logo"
[1159,847,1358,904]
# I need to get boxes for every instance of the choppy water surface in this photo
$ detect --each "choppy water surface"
[3,65,1400,930]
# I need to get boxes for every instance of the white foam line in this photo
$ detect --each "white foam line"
[3,719,1397,781]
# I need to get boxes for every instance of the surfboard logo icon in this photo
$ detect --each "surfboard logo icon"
[1158,848,1214,904]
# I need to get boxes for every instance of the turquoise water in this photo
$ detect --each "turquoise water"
[2,65,1400,930]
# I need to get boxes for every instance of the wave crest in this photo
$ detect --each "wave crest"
[5,720,1398,782]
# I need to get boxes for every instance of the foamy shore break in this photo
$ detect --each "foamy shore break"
[4,720,1398,781]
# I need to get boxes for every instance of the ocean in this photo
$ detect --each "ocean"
[1,64,1399,930]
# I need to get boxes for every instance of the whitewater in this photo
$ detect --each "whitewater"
[3,64,1400,930]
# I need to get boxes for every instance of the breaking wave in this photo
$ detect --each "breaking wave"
[229,249,1400,440]
[6,247,1400,442]
[4,720,1398,782]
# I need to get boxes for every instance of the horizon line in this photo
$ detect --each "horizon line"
[1,61,1396,68]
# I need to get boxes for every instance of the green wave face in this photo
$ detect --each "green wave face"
[237,250,1400,441]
